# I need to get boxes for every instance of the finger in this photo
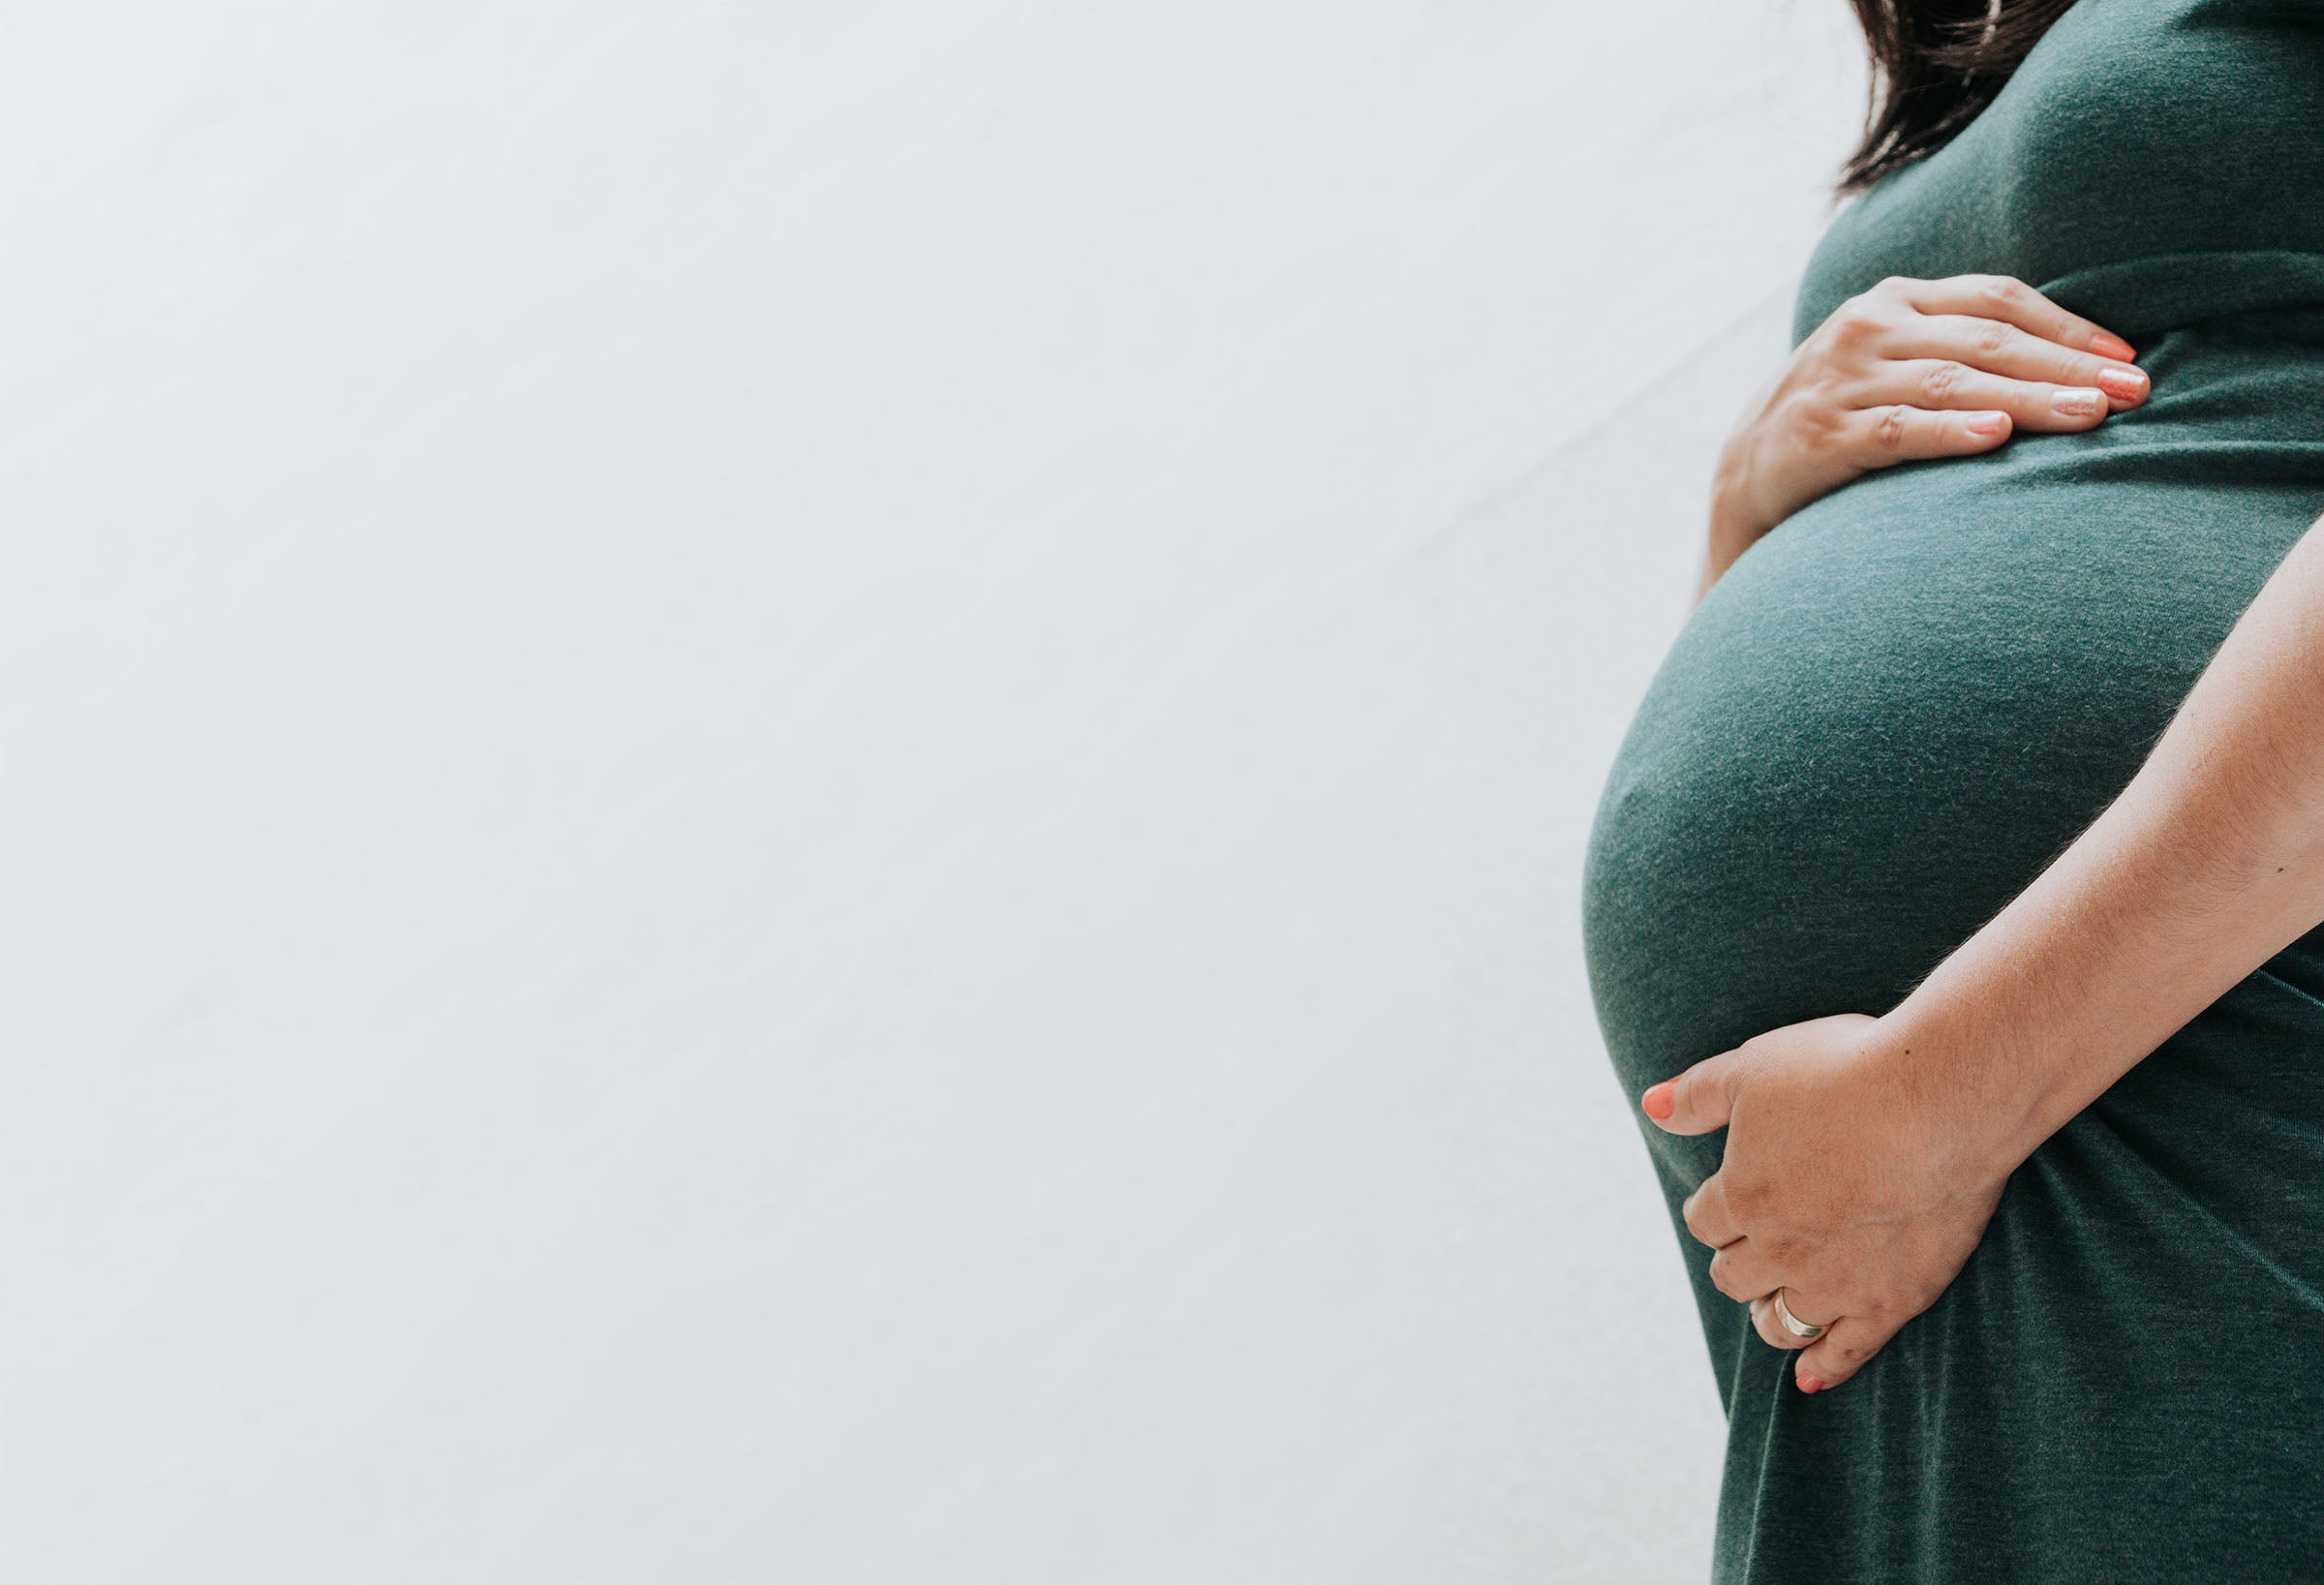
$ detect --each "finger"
[1792,1312,1904,1394]
[1681,1173,1745,1250]
[1842,404,2015,468]
[1749,1294,1815,1353]
[1886,272,2136,363]
[1875,359,2122,434]
[1641,1048,1745,1136]
[1707,1236,1787,1302]
[1913,315,2149,409]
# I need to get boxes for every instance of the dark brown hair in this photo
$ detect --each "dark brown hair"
[1840,0,2080,193]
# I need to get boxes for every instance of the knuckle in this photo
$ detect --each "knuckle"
[1804,370,1852,408]
[1977,273,2031,308]
[1762,1234,1808,1267]
[1974,318,2013,355]
[1919,360,1963,401]
[1827,296,1889,345]
[1786,391,1846,444]
[1872,405,1911,452]
[1725,1176,1773,1223]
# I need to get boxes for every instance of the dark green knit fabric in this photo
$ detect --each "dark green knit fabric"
[1581,1,2324,1579]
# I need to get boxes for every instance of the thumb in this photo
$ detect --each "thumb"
[1792,1314,1903,1394]
[1640,1048,1743,1136]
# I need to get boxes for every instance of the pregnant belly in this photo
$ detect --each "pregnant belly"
[1581,454,2324,1095]
[1580,441,2324,1570]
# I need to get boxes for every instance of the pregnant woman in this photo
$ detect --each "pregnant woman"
[1582,0,2324,1577]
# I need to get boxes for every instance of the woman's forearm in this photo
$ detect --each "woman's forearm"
[1885,510,2324,1175]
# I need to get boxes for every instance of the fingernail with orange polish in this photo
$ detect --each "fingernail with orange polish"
[2092,331,2137,361]
[1797,1374,1823,1393]
[1642,1081,1674,1120]
[2095,366,2148,401]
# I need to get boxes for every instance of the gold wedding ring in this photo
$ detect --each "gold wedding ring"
[1771,1288,1827,1342]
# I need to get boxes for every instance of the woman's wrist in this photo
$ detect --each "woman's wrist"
[1867,987,2065,1187]
[1861,808,2230,1184]
[1700,450,1771,598]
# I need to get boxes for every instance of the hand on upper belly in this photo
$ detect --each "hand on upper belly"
[1702,274,2148,598]
[1640,1013,2016,1393]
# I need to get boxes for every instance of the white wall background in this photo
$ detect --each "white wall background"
[0,4,1865,1579]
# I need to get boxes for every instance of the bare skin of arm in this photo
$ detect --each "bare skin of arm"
[1646,505,2324,1391]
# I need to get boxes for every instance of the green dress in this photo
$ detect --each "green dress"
[1580,1,2324,1578]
